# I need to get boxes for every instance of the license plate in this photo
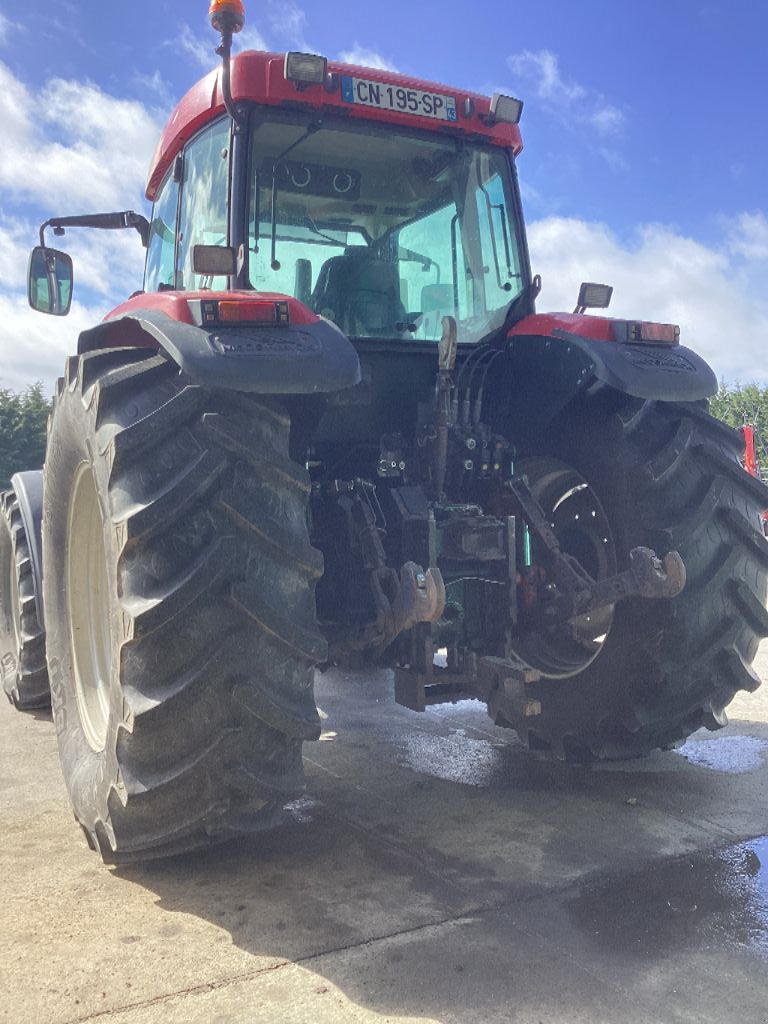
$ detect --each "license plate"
[341,76,457,122]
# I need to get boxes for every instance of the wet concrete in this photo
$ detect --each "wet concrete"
[2,647,768,1022]
[568,836,768,961]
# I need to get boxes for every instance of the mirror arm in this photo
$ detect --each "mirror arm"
[39,211,151,249]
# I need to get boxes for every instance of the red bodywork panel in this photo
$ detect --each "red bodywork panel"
[104,300,620,346]
[147,51,523,199]
[106,290,321,326]
[741,426,768,532]
[743,425,759,478]
[507,312,616,342]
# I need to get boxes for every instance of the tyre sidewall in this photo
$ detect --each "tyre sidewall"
[0,510,20,698]
[44,379,125,840]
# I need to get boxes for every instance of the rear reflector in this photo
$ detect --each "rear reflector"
[201,300,290,325]
[613,320,680,345]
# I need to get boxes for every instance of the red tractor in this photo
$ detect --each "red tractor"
[2,1,767,862]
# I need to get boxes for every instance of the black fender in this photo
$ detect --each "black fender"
[498,331,718,442]
[78,309,361,395]
[9,471,45,631]
[546,329,718,403]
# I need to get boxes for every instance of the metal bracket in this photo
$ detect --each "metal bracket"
[507,476,686,618]
[394,652,542,734]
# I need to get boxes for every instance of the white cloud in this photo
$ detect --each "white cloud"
[0,220,32,292]
[267,0,309,50]
[728,212,768,262]
[236,26,269,54]
[508,49,625,137]
[590,105,624,135]
[527,216,768,383]
[338,46,399,72]
[178,23,218,71]
[509,50,585,105]
[0,62,161,211]
[597,147,628,173]
[0,63,158,389]
[0,12,22,47]
[0,294,109,392]
[132,69,175,112]
[178,20,269,71]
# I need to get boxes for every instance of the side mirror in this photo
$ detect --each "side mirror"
[574,282,612,315]
[28,246,73,316]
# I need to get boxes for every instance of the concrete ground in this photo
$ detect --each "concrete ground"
[2,649,768,1024]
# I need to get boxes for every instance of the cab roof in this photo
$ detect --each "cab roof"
[147,50,523,200]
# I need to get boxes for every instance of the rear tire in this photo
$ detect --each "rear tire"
[494,397,768,760]
[1,487,49,709]
[44,348,326,861]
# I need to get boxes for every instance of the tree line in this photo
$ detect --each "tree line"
[0,384,51,492]
[1,380,767,494]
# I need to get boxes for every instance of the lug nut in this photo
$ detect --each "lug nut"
[464,459,474,471]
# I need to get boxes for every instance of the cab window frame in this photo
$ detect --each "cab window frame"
[242,107,534,346]
[175,115,234,292]
[143,162,181,293]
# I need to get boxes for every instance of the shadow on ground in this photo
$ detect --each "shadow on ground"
[109,669,768,1023]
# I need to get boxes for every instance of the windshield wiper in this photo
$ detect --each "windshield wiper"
[269,121,323,271]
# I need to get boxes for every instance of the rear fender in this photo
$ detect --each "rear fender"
[9,471,45,631]
[508,314,717,403]
[78,294,361,395]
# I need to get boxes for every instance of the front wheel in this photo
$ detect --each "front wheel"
[0,486,49,709]
[493,397,768,760]
[44,348,326,861]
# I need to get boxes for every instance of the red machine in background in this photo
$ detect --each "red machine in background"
[742,425,768,535]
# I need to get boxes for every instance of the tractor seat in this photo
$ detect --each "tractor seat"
[311,247,407,337]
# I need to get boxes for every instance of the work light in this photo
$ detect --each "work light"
[488,93,524,125]
[285,52,328,86]
[575,282,613,313]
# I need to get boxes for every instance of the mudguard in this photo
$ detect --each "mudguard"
[78,303,361,396]
[9,471,45,631]
[508,313,718,402]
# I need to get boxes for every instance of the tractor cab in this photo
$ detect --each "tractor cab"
[141,43,531,352]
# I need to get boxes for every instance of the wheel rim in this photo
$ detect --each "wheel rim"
[510,457,618,679]
[67,463,112,752]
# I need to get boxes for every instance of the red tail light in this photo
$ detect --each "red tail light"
[613,320,680,345]
[200,299,290,325]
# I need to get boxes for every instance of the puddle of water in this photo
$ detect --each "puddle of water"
[675,735,768,774]
[283,796,322,825]
[568,836,768,960]
[397,732,504,787]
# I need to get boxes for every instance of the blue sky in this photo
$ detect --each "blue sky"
[1,0,766,389]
